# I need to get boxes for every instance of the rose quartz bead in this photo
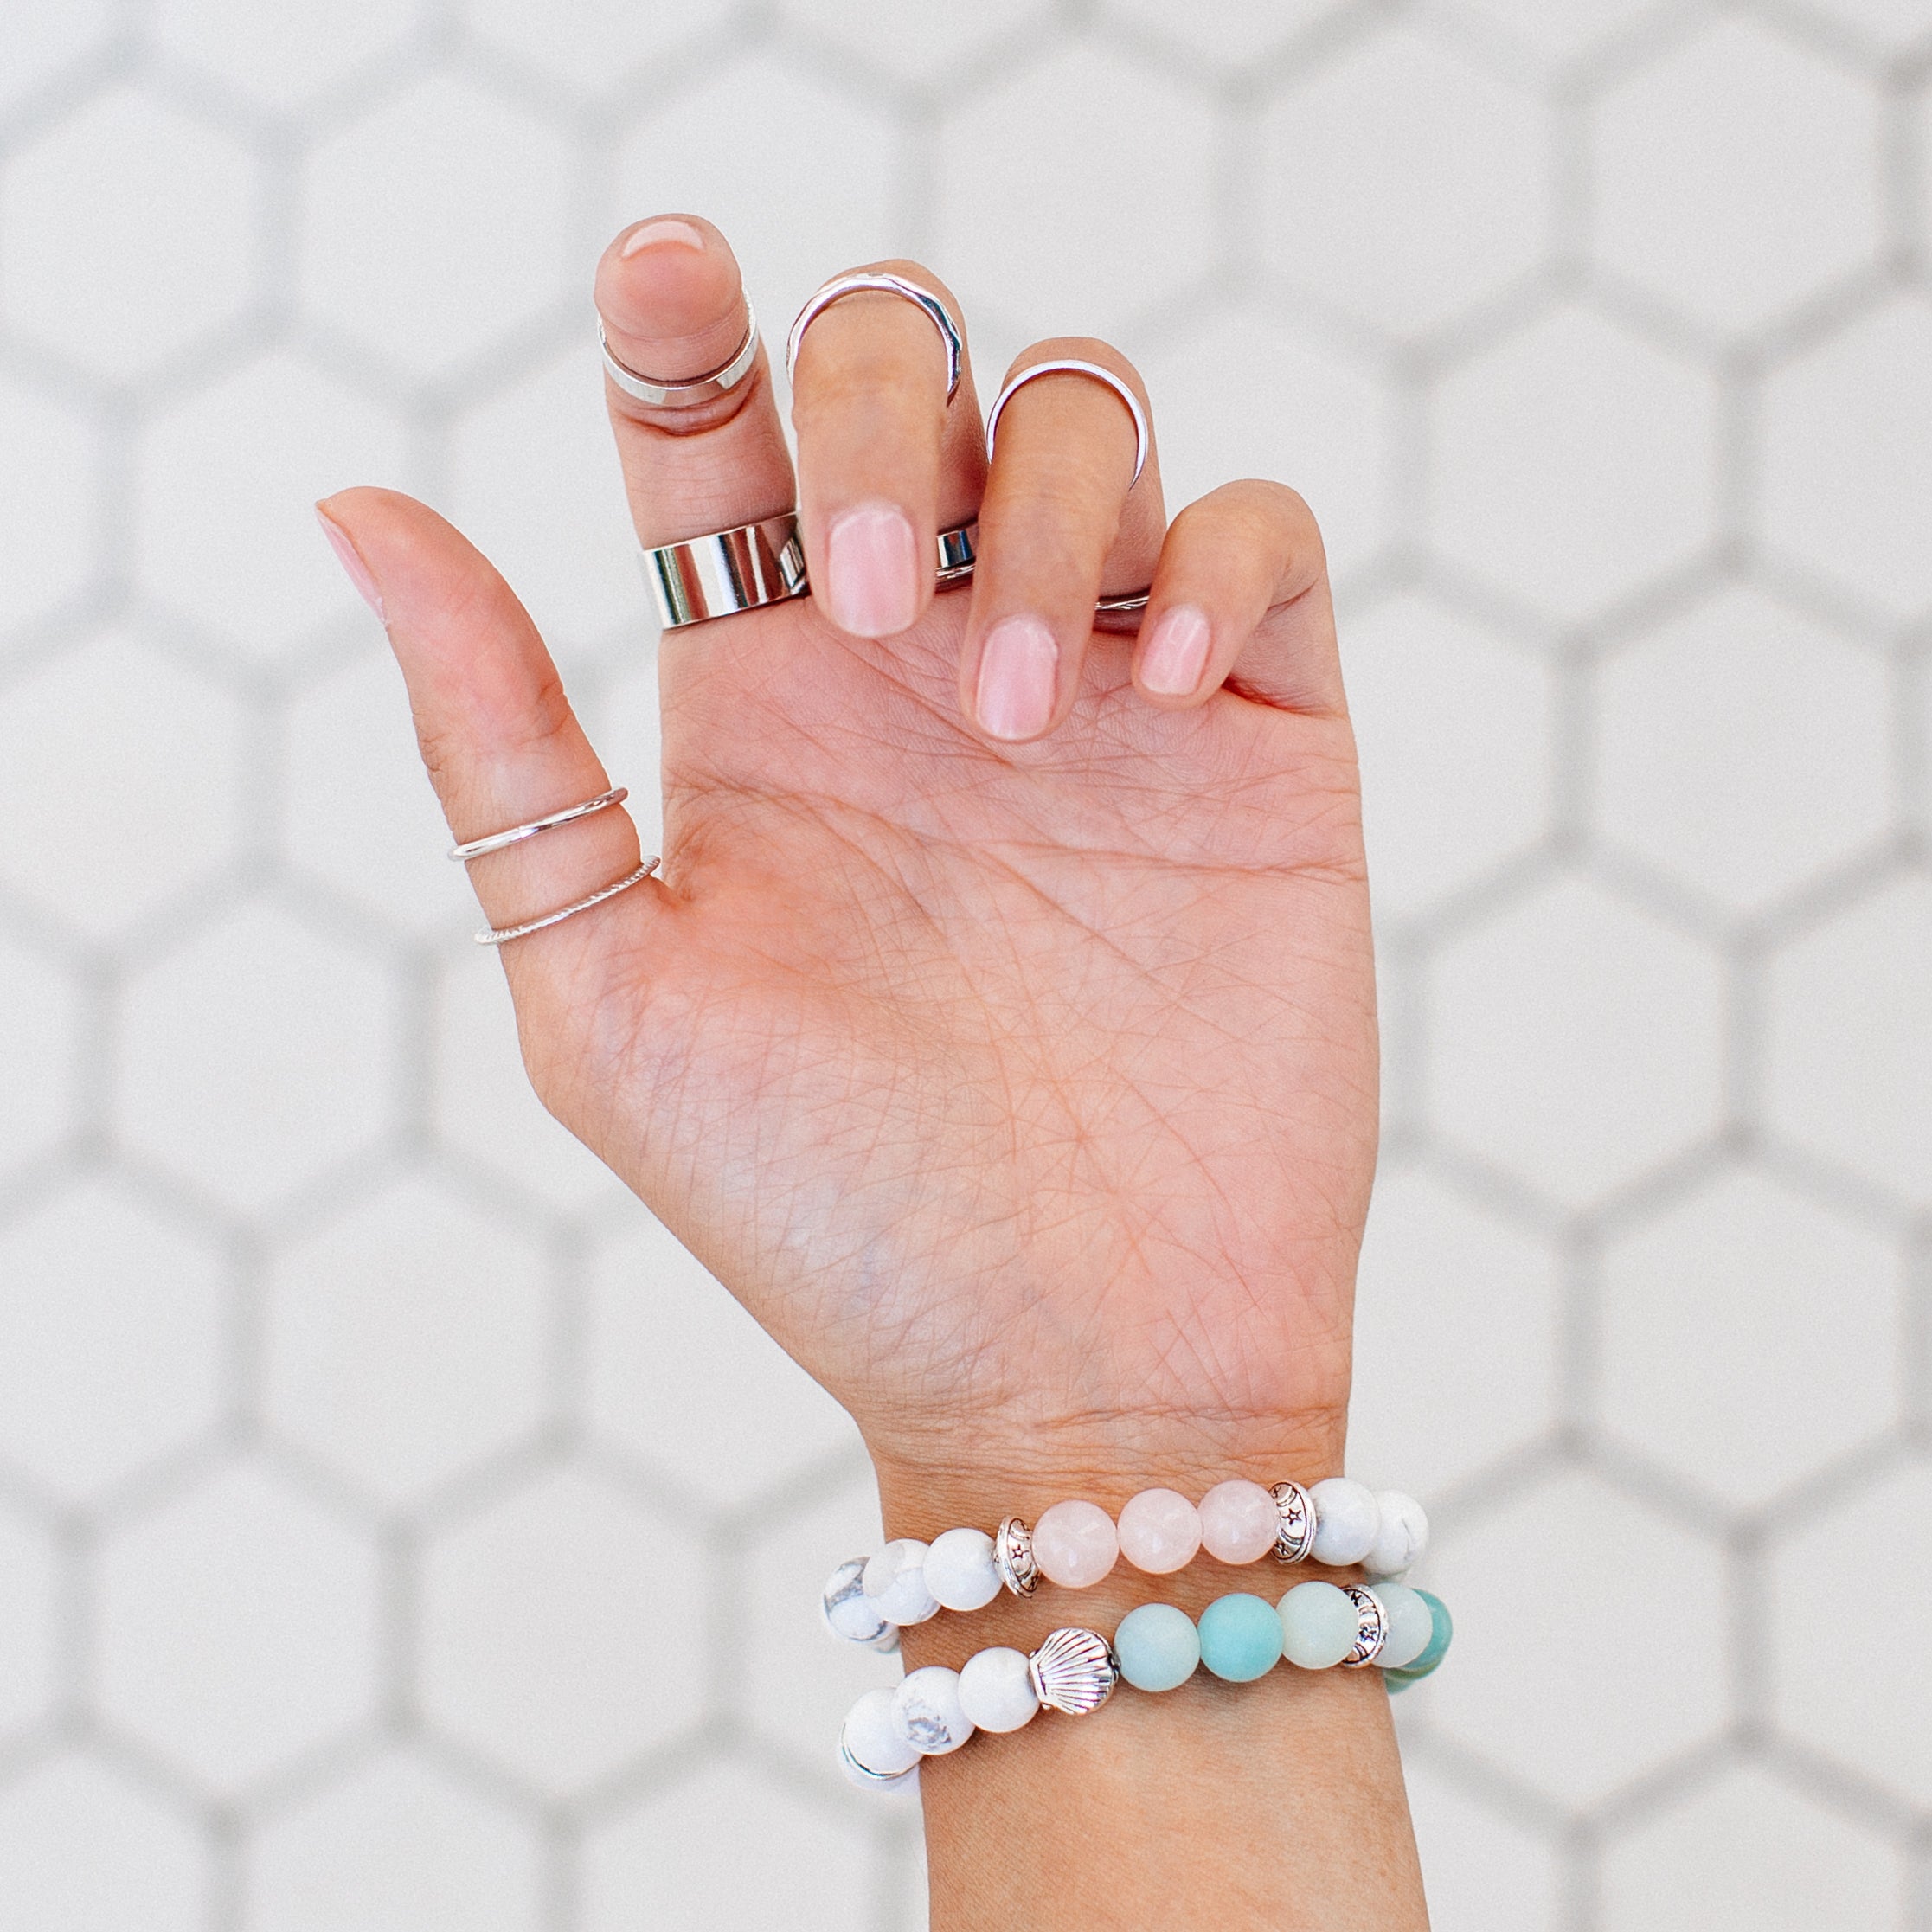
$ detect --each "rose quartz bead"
[1117,1487,1203,1575]
[1031,1499,1120,1589]
[1197,1479,1279,1565]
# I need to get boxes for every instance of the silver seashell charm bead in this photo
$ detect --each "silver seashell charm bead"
[1027,1626,1120,1715]
[1341,1585,1390,1667]
[993,1516,1040,1596]
[1270,1480,1318,1563]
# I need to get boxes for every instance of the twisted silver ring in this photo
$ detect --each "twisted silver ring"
[985,358,1149,491]
[786,272,964,401]
[448,786,629,863]
[599,305,760,408]
[474,858,660,947]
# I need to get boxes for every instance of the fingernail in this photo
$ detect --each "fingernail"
[623,218,705,256]
[314,503,384,620]
[975,615,1059,741]
[825,503,921,638]
[1139,605,1211,696]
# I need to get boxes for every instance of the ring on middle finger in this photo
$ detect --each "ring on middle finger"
[786,271,965,401]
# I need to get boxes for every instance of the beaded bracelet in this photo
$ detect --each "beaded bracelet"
[838,1581,1454,1791]
[823,1477,1427,1645]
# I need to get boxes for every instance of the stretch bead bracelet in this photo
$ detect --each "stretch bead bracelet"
[838,1582,1454,1792]
[822,1478,1428,1642]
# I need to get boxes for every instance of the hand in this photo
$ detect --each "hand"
[317,215,1377,1511]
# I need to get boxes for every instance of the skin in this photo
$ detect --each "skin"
[318,215,1426,1929]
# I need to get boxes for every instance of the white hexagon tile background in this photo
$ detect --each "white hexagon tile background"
[0,0,1929,1927]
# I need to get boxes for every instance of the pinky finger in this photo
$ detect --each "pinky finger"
[1132,480,1342,716]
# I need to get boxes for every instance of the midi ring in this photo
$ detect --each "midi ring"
[932,521,1150,632]
[599,304,760,408]
[447,786,630,863]
[786,272,964,402]
[475,858,660,947]
[985,358,1149,491]
[642,512,809,629]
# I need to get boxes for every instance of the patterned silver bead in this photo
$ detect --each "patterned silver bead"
[838,1736,920,1792]
[993,1516,1039,1596]
[820,1557,901,1653]
[1271,1480,1318,1563]
[1027,1626,1120,1715]
[1341,1585,1390,1668]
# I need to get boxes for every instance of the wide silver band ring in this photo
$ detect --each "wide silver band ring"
[599,305,760,408]
[447,786,630,863]
[475,858,659,947]
[932,521,1150,632]
[642,513,808,629]
[985,357,1149,491]
[786,272,964,401]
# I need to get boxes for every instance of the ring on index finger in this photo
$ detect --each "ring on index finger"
[786,272,965,401]
[985,358,1149,491]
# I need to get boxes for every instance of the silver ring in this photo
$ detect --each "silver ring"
[931,521,1150,630]
[786,273,964,401]
[447,786,629,863]
[599,305,760,408]
[474,858,659,947]
[641,512,808,629]
[985,358,1149,491]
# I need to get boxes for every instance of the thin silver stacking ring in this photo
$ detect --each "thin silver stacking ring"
[642,512,810,629]
[599,305,760,408]
[447,786,630,863]
[475,858,660,947]
[985,358,1149,491]
[931,521,1150,632]
[786,273,964,402]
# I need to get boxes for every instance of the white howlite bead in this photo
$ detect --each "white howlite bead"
[1309,1478,1380,1566]
[843,1687,921,1778]
[893,1666,976,1755]
[1364,1492,1428,1578]
[924,1526,1003,1614]
[863,1539,940,1625]
[822,1557,898,1648]
[957,1646,1041,1733]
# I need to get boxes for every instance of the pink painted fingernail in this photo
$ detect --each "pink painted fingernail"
[975,615,1058,741]
[314,504,384,620]
[825,503,921,638]
[623,218,705,256]
[1139,604,1211,696]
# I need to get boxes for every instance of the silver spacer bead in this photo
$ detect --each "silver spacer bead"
[1028,1626,1120,1715]
[1341,1585,1390,1668]
[838,1735,919,1791]
[1270,1480,1319,1563]
[993,1516,1039,1596]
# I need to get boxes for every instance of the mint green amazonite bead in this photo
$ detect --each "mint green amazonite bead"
[1384,1590,1453,1691]
[1372,1582,1434,1671]
[1115,1603,1201,1692]
[1197,1592,1282,1683]
[1278,1580,1358,1669]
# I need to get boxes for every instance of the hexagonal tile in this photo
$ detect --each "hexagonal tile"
[300,75,574,382]
[153,0,422,109]
[265,1177,552,1507]
[0,84,261,380]
[1257,26,1553,341]
[0,934,80,1184]
[0,1178,227,1503]
[0,1502,58,1744]
[0,375,100,638]
[1761,298,1932,624]
[1600,1166,1903,1511]
[1430,304,1720,625]
[1345,592,1555,923]
[580,1758,871,1931]
[1428,877,1727,1209]
[1773,1460,1932,1804]
[97,1461,381,1794]
[0,0,118,113]
[1592,587,1890,917]
[471,0,735,96]
[0,1752,212,1931]
[246,1749,544,1932]
[784,0,1047,82]
[934,44,1217,340]
[1350,1165,1563,1498]
[0,629,246,940]
[1402,1759,1563,1932]
[1423,1468,1729,1806]
[1101,0,1347,67]
[1140,306,1394,583]
[117,901,400,1216]
[1589,18,1883,337]
[617,54,899,335]
[1447,0,1670,69]
[585,1207,855,1512]
[283,643,472,938]
[1766,876,1932,1206]
[1601,1762,1907,1932]
[137,352,410,662]
[419,1467,704,1794]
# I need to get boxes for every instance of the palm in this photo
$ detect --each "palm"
[538,587,1377,1468]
